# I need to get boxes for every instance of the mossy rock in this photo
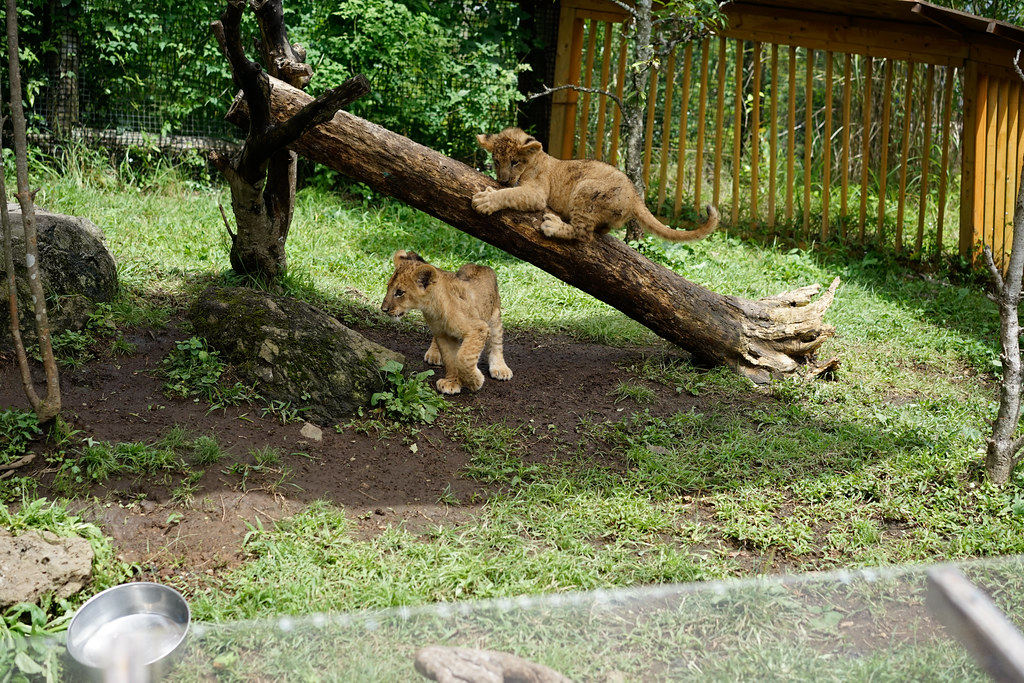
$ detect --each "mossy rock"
[189,285,404,424]
[0,205,118,351]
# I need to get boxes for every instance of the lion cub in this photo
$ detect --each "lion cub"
[381,250,513,395]
[472,127,719,243]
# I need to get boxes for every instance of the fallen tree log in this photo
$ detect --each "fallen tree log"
[227,76,840,383]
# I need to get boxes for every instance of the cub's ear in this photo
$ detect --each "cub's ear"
[414,264,435,290]
[393,250,427,266]
[523,137,543,154]
[476,133,494,151]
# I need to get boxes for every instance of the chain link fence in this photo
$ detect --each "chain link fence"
[18,0,526,162]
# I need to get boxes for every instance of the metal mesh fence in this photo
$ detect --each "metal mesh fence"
[18,0,525,161]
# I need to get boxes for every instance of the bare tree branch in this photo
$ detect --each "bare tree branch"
[527,83,623,111]
[984,246,1006,296]
[606,0,637,20]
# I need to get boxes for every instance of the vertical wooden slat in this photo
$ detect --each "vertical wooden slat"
[822,50,833,240]
[877,59,894,242]
[1004,82,1020,265]
[768,44,779,230]
[916,64,936,256]
[984,77,1000,257]
[936,66,956,255]
[714,38,727,209]
[992,78,1008,263]
[610,32,627,165]
[859,56,873,241]
[695,40,710,211]
[549,7,582,160]
[657,48,677,212]
[973,74,990,255]
[750,42,762,223]
[643,63,659,188]
[803,48,814,236]
[561,17,587,160]
[960,63,983,259]
[787,45,797,223]
[674,44,694,215]
[594,22,614,161]
[895,62,915,254]
[732,39,744,225]
[841,53,853,234]
[576,20,598,159]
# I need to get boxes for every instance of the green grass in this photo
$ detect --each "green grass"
[9,153,1023,678]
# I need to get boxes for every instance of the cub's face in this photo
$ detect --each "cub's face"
[381,250,434,318]
[477,128,543,186]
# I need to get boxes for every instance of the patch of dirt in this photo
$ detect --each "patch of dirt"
[0,317,719,583]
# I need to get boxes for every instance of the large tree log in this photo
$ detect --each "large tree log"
[227,76,840,382]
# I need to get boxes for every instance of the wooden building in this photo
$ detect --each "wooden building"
[539,0,1024,263]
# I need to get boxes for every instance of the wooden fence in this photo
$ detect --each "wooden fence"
[547,0,1024,265]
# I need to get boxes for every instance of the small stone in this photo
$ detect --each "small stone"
[300,422,323,442]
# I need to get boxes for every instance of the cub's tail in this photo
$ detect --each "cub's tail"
[638,204,719,243]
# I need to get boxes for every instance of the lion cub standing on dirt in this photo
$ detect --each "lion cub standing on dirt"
[381,250,513,395]
[472,127,719,243]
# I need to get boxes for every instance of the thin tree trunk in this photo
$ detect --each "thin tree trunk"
[984,158,1024,484]
[228,76,839,383]
[210,0,366,282]
[983,56,1024,485]
[622,0,654,243]
[4,0,60,423]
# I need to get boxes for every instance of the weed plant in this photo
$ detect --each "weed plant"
[370,360,447,424]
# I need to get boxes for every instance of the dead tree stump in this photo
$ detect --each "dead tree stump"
[227,76,840,383]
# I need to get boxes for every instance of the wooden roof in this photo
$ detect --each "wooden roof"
[720,0,1024,75]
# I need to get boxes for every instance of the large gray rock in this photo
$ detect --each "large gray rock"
[0,204,118,350]
[189,286,405,425]
[0,529,94,609]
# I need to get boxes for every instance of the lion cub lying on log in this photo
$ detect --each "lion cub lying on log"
[381,250,513,395]
[472,127,719,243]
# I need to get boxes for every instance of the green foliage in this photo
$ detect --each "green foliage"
[1,598,69,682]
[370,360,447,424]
[290,0,525,162]
[161,337,256,408]
[52,439,181,494]
[47,329,95,368]
[191,435,228,466]
[0,410,42,464]
[15,0,234,137]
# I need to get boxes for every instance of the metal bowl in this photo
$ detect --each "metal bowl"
[66,582,190,682]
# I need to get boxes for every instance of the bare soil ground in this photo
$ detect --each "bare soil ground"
[0,316,730,584]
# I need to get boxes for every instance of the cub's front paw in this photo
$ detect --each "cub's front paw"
[424,342,442,366]
[463,368,486,392]
[472,187,500,215]
[489,364,513,381]
[436,378,462,395]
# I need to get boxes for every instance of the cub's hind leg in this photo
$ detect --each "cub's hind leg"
[485,310,513,381]
[540,210,598,242]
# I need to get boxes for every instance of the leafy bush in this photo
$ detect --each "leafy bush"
[0,409,42,465]
[161,337,256,407]
[371,360,447,424]
[291,0,526,162]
